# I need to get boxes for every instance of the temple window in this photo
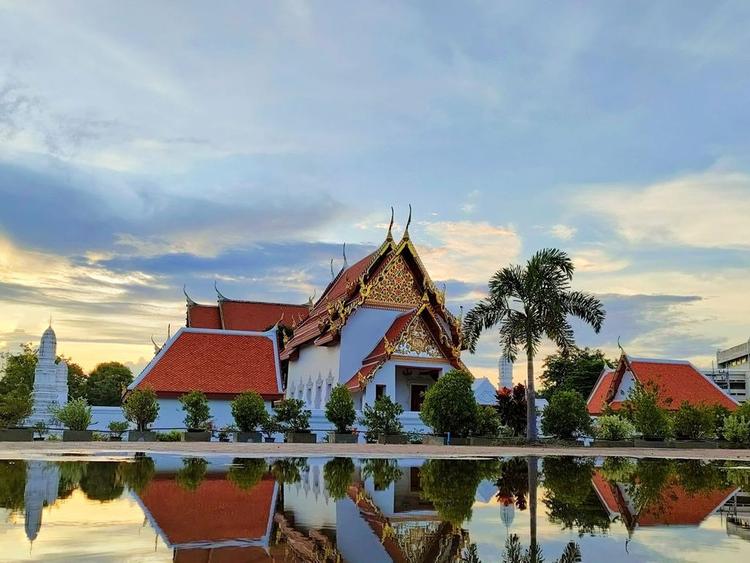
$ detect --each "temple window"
[375,384,386,401]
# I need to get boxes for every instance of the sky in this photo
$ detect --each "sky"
[1,1,749,382]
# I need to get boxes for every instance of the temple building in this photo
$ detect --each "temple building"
[587,353,738,416]
[128,210,467,432]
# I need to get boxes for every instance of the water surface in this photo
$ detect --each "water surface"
[1,455,749,561]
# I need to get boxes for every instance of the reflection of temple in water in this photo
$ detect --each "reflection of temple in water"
[591,470,738,536]
[23,460,61,543]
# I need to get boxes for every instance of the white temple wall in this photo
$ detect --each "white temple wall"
[614,370,637,401]
[89,406,127,430]
[151,398,275,430]
[393,362,446,412]
[335,496,392,563]
[338,306,404,386]
[286,345,340,408]
[365,362,396,407]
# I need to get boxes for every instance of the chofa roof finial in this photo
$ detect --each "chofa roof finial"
[307,289,317,310]
[617,336,626,357]
[386,206,394,241]
[214,280,228,301]
[183,285,197,307]
[151,335,162,355]
[342,242,348,269]
[403,204,412,240]
[330,258,335,280]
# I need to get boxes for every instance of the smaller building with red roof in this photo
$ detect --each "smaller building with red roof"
[587,353,738,416]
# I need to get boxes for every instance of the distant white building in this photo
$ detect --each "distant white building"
[498,357,514,389]
[472,377,497,406]
[27,326,68,427]
[707,340,750,403]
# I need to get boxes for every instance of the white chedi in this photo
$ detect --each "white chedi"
[27,326,69,426]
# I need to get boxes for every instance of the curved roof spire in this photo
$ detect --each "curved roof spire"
[386,206,395,241]
[342,242,348,269]
[214,280,228,301]
[307,289,317,310]
[330,258,335,280]
[403,204,412,240]
[151,335,162,355]
[183,285,197,307]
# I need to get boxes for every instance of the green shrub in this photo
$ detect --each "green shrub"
[323,457,355,500]
[231,391,267,432]
[176,457,208,492]
[228,458,268,491]
[52,398,93,431]
[274,398,311,433]
[736,401,750,418]
[325,384,356,433]
[179,391,211,430]
[270,458,308,484]
[123,388,159,431]
[420,370,478,438]
[540,390,591,440]
[593,415,636,441]
[362,458,403,490]
[723,415,750,443]
[92,432,108,441]
[627,383,672,440]
[261,416,280,440]
[156,430,183,442]
[474,405,505,438]
[496,383,527,436]
[0,389,33,428]
[108,421,129,438]
[673,402,716,440]
[359,396,403,440]
[120,456,155,494]
[712,405,732,440]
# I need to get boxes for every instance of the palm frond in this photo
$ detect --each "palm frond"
[462,296,509,353]
[564,291,605,332]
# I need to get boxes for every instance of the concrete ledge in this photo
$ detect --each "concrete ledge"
[2,441,750,461]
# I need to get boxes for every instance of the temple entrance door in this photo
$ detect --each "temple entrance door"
[410,384,428,411]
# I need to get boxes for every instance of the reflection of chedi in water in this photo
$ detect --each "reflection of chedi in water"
[23,461,61,543]
[28,325,69,426]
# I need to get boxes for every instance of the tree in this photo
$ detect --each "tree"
[475,405,505,437]
[231,391,268,432]
[323,457,355,500]
[274,398,311,433]
[540,347,612,400]
[463,248,605,441]
[52,398,92,431]
[123,388,160,431]
[0,344,88,402]
[626,383,672,440]
[228,458,268,491]
[65,361,88,401]
[496,383,527,436]
[179,391,211,431]
[419,370,478,438]
[673,402,715,440]
[176,457,208,492]
[86,362,132,406]
[0,389,33,428]
[325,384,356,433]
[540,390,591,440]
[359,396,403,441]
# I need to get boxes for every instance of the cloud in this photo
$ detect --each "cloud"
[572,248,629,273]
[548,224,576,240]
[417,221,522,285]
[574,169,750,249]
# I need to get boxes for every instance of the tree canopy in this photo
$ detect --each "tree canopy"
[85,362,133,406]
[540,347,612,400]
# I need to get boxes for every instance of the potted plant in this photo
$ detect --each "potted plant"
[323,457,355,499]
[179,390,212,442]
[124,388,160,441]
[108,421,129,441]
[218,425,236,442]
[325,384,357,443]
[53,398,94,441]
[228,458,268,490]
[32,421,48,441]
[419,370,477,446]
[0,390,33,441]
[261,416,280,442]
[176,457,208,492]
[275,398,315,443]
[231,391,267,443]
[360,396,406,444]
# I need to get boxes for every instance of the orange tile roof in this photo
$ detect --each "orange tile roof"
[587,369,616,415]
[174,547,275,563]
[587,356,737,415]
[628,359,737,411]
[138,474,276,546]
[187,305,222,329]
[131,328,282,399]
[220,301,309,331]
[363,309,418,363]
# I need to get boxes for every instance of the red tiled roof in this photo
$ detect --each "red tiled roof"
[587,356,737,415]
[364,309,418,363]
[587,370,616,415]
[590,471,734,527]
[220,301,309,331]
[188,305,222,329]
[345,361,381,391]
[174,547,275,563]
[628,359,737,411]
[132,329,282,398]
[139,474,276,546]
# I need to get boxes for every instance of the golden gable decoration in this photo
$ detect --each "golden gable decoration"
[394,316,443,358]
[368,254,422,305]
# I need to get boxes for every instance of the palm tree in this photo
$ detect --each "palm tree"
[463,248,604,441]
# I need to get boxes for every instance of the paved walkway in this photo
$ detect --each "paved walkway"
[1,441,749,461]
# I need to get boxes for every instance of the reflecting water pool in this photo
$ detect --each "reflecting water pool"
[1,455,749,562]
